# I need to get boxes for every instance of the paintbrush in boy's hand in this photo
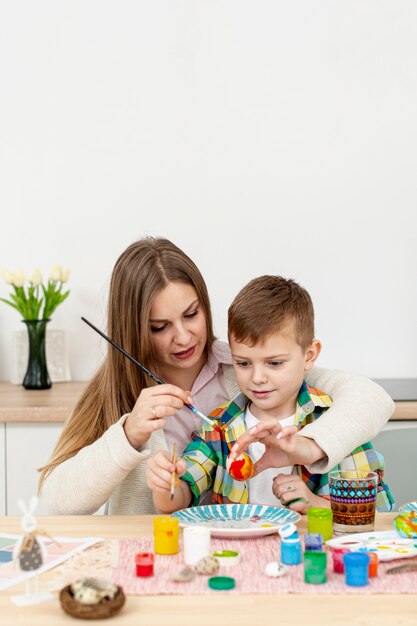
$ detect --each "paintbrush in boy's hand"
[170,442,177,501]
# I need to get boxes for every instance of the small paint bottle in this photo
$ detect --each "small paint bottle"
[332,547,349,573]
[153,516,179,555]
[281,535,302,565]
[135,552,154,577]
[304,533,323,551]
[307,508,333,541]
[303,550,327,584]
[278,522,298,540]
[343,552,370,586]
[183,526,211,565]
[367,552,378,577]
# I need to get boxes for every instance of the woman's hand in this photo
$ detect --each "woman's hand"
[272,473,330,514]
[146,450,187,494]
[123,384,190,449]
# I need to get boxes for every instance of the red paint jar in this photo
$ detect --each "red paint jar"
[332,548,349,573]
[135,552,154,577]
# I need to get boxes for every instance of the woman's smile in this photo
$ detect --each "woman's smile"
[172,345,196,360]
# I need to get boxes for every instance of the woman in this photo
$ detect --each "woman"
[39,237,394,515]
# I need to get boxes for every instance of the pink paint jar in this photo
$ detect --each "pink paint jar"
[135,552,154,577]
[332,548,349,573]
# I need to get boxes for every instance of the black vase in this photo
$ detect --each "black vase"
[22,319,52,390]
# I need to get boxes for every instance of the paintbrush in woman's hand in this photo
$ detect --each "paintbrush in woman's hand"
[81,317,221,431]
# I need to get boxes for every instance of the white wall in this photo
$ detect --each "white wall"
[0,1,416,381]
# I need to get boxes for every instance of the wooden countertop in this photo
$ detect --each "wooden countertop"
[0,381,416,423]
[1,513,416,626]
[0,381,87,422]
[391,402,417,420]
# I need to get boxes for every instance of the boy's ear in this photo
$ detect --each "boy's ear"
[304,339,321,371]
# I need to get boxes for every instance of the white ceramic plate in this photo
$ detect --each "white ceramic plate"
[326,530,417,561]
[172,503,301,538]
[399,501,417,513]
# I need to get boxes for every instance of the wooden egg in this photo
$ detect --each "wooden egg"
[226,452,254,481]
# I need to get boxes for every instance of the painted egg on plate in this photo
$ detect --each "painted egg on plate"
[226,452,254,481]
[394,511,417,538]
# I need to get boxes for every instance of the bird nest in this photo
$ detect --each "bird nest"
[59,584,125,620]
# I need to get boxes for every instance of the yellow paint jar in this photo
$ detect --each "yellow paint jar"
[307,508,333,541]
[153,516,179,555]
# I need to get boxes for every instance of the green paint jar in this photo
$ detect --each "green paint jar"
[303,551,327,584]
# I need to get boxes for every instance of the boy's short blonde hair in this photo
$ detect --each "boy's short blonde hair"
[228,275,315,349]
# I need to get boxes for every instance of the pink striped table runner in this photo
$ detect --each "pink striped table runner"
[111,536,416,595]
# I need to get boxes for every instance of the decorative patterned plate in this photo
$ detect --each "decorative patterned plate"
[399,501,417,513]
[172,504,301,538]
[327,530,417,561]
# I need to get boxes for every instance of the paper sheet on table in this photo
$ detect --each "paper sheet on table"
[0,533,102,590]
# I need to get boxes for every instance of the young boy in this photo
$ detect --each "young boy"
[146,275,394,514]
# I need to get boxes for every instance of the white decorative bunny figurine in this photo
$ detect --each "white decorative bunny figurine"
[12,496,48,594]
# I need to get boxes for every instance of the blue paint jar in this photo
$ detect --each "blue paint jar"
[280,536,302,565]
[343,552,370,586]
[304,533,323,551]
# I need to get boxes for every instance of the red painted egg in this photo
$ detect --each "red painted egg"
[226,452,254,481]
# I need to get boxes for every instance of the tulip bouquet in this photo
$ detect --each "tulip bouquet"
[0,265,70,320]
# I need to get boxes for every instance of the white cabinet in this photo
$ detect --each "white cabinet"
[0,381,102,516]
[5,423,106,516]
[6,422,63,515]
[0,424,5,515]
[371,421,417,511]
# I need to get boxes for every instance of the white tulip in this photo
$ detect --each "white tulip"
[29,268,43,286]
[12,270,25,287]
[1,268,13,284]
[50,264,63,282]
[60,266,70,283]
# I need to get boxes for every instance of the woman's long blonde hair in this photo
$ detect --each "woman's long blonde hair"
[38,237,215,490]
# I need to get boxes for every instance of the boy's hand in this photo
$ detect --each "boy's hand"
[229,418,326,474]
[146,451,187,494]
[272,474,330,514]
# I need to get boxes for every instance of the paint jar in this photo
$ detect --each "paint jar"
[343,552,370,586]
[304,533,323,551]
[332,547,349,573]
[367,552,378,577]
[212,550,240,567]
[183,526,211,565]
[303,551,327,584]
[281,536,302,565]
[307,507,333,541]
[135,552,154,577]
[153,516,179,555]
[278,522,298,540]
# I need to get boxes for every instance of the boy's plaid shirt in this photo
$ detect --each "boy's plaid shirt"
[181,382,394,511]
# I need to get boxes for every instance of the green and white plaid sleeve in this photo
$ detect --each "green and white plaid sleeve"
[313,442,395,512]
[180,432,219,506]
